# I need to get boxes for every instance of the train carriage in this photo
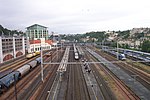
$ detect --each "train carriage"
[28,60,38,68]
[16,65,31,78]
[74,52,79,60]
[35,57,41,64]
[0,71,19,93]
[26,53,33,59]
[35,51,40,55]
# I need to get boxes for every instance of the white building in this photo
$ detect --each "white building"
[26,24,53,53]
[0,36,26,63]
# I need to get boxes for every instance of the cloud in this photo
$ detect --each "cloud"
[0,0,150,34]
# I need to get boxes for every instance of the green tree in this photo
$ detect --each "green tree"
[141,40,150,53]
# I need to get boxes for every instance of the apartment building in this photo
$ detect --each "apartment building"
[0,36,26,63]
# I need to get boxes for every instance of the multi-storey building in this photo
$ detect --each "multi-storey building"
[0,36,26,63]
[26,24,53,53]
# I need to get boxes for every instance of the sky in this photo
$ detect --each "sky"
[0,0,150,34]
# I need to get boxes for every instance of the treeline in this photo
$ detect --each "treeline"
[0,25,24,36]
[141,40,150,53]
[61,31,106,42]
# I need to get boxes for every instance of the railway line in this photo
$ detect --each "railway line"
[0,49,57,80]
[83,55,116,99]
[93,47,150,90]
[0,56,25,71]
[87,47,150,100]
[0,49,63,99]
[65,47,90,100]
[84,49,138,100]
[0,56,37,73]
[19,49,64,100]
[33,49,64,100]
[0,44,149,100]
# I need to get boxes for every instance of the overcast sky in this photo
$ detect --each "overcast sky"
[0,0,150,34]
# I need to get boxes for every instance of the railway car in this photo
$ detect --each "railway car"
[102,48,126,60]
[74,52,79,60]
[26,53,34,59]
[35,57,41,64]
[35,51,40,55]
[118,53,126,60]
[0,71,19,93]
[32,53,36,57]
[16,65,31,78]
[0,69,12,79]
[0,58,41,94]
[28,60,38,68]
[123,49,150,65]
[26,51,39,59]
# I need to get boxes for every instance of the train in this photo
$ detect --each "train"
[76,46,84,59]
[102,47,126,60]
[100,45,150,64]
[0,57,41,94]
[26,51,40,59]
[73,44,79,60]
[121,49,150,65]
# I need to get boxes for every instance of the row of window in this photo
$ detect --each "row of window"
[2,46,13,49]
[3,49,13,54]
[2,38,22,41]
[15,47,22,51]
[31,46,51,52]
[29,33,48,38]
[2,39,13,42]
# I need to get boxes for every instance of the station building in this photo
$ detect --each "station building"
[0,36,26,63]
[26,24,53,53]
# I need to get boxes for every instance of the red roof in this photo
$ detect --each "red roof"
[45,40,53,45]
[29,40,41,44]
[29,40,53,45]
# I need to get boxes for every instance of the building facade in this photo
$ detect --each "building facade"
[0,36,26,63]
[26,24,52,53]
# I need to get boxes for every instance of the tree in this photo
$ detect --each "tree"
[141,40,150,53]
[0,25,24,36]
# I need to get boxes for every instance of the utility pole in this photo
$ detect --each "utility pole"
[57,44,58,60]
[41,45,44,82]
[117,40,119,60]
[14,74,17,100]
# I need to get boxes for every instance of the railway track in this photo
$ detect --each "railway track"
[20,49,64,100]
[0,56,25,70]
[0,56,49,99]
[95,48,150,90]
[84,51,116,100]
[0,56,38,73]
[87,47,149,100]
[30,50,64,100]
[86,52,139,100]
[0,50,54,73]
[76,62,91,100]
[0,49,61,99]
[65,47,90,100]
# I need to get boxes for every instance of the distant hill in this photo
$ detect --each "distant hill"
[0,25,24,36]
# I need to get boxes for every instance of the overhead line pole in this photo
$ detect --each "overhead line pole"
[41,44,44,82]
[117,40,119,60]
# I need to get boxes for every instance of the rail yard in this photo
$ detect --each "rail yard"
[0,43,150,100]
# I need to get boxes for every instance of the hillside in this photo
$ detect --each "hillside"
[0,25,24,36]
